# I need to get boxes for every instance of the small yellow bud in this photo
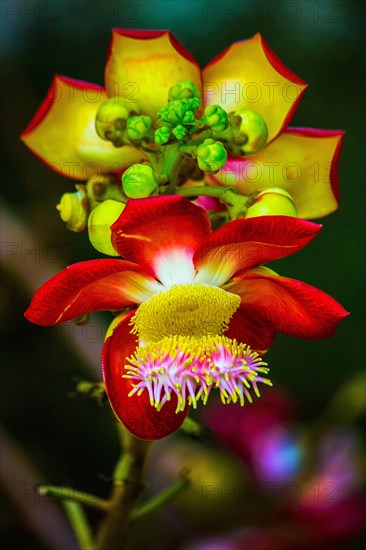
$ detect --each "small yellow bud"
[56,185,89,232]
[88,200,125,256]
[245,188,298,218]
[230,109,268,155]
[95,99,139,146]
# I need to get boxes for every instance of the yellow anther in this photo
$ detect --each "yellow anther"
[130,283,240,342]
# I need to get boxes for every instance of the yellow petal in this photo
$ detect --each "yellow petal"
[214,128,344,219]
[105,29,202,119]
[21,75,142,180]
[203,33,307,143]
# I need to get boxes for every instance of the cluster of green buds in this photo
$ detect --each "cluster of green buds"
[56,80,295,256]
[155,95,201,145]
[157,97,200,126]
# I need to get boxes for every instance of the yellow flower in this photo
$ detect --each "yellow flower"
[21,30,343,219]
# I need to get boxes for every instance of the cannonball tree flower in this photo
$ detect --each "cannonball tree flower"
[21,29,343,224]
[25,196,348,440]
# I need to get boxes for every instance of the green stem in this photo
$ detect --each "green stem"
[95,426,150,550]
[157,142,184,193]
[111,450,135,496]
[180,416,203,438]
[63,501,95,550]
[130,476,190,522]
[39,485,109,511]
[141,149,159,171]
[186,127,213,145]
[180,185,249,219]
[179,185,229,199]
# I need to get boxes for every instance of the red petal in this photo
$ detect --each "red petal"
[111,195,211,283]
[225,271,349,340]
[102,312,188,440]
[194,216,321,286]
[24,259,159,326]
[225,307,275,353]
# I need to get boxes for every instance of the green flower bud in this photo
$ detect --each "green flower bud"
[56,184,89,232]
[172,124,187,140]
[230,109,268,154]
[196,139,227,173]
[126,115,152,142]
[186,97,201,113]
[168,80,201,102]
[158,99,197,127]
[182,110,196,124]
[204,104,229,132]
[246,188,298,218]
[167,100,186,125]
[95,99,136,146]
[154,126,171,145]
[88,200,125,256]
[122,163,158,199]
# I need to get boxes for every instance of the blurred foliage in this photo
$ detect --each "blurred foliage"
[0,0,365,548]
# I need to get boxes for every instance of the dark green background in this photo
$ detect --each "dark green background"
[1,0,365,548]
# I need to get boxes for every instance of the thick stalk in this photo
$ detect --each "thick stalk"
[179,185,228,199]
[95,428,150,550]
[157,142,185,193]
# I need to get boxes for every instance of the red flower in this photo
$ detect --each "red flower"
[25,196,348,439]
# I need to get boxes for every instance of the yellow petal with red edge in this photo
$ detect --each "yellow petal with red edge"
[203,33,307,143]
[21,75,142,180]
[214,128,344,220]
[105,29,202,119]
